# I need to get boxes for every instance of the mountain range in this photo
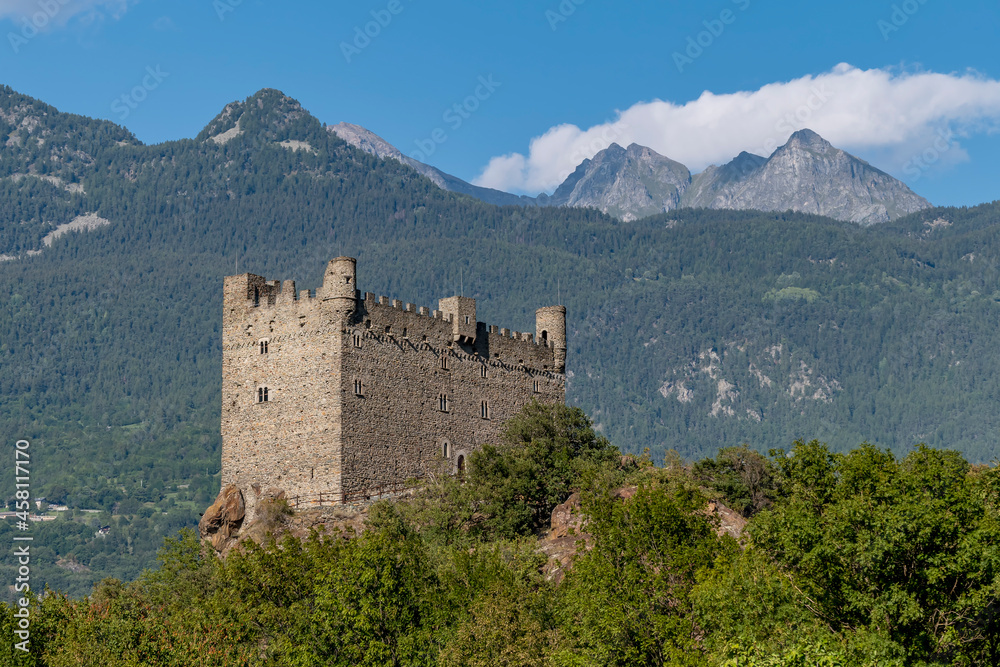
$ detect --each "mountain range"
[1,84,998,593]
[331,124,932,225]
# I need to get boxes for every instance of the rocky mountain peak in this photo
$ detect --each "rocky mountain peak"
[198,88,321,145]
[545,141,692,221]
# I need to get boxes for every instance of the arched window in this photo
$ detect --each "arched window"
[457,455,466,475]
[438,394,449,412]
[259,339,269,354]
[257,387,269,403]
[442,441,450,458]
[481,401,489,419]
[480,365,487,378]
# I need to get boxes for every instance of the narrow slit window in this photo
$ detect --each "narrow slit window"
[438,394,449,412]
[480,365,487,378]
[481,401,489,419]
[353,379,363,396]
[441,355,449,370]
[533,380,540,393]
[353,334,362,348]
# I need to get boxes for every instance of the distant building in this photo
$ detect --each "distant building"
[221,257,566,510]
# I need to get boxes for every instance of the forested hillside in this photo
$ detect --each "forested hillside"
[1,85,999,592]
[4,405,998,666]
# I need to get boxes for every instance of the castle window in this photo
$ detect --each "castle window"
[365,320,371,329]
[438,394,449,412]
[533,380,540,393]
[253,287,260,307]
[442,441,450,458]
[481,401,489,419]
[257,387,269,403]
[480,365,487,378]
[441,355,449,370]
[541,330,548,341]
[402,328,407,338]
[353,379,363,396]
[465,316,470,324]
[457,455,466,475]
[385,325,391,334]
[259,339,269,354]
[353,333,362,348]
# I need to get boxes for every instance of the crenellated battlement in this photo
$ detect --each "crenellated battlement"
[221,256,566,512]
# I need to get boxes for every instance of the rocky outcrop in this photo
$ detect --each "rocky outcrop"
[539,143,692,222]
[198,484,246,551]
[687,129,931,225]
[704,500,747,541]
[199,484,374,557]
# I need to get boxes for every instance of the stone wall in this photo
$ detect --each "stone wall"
[221,258,566,507]
[221,274,344,514]
[339,295,564,499]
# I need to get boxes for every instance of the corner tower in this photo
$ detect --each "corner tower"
[322,256,358,319]
[536,306,567,372]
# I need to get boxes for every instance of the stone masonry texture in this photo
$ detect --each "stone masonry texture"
[221,257,567,512]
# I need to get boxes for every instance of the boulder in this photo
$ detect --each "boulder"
[198,484,245,550]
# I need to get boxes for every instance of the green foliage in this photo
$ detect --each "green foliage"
[555,484,720,666]
[2,427,1000,666]
[405,402,620,542]
[749,442,1000,664]
[694,444,779,516]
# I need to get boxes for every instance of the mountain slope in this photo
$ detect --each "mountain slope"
[537,143,692,221]
[1,86,999,594]
[686,129,932,224]
[329,122,534,207]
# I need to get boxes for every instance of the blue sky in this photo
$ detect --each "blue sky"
[1,0,998,206]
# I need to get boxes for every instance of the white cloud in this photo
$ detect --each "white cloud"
[0,0,136,28]
[474,64,1000,194]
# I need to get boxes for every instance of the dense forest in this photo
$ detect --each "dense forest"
[1,85,1000,591]
[2,403,998,666]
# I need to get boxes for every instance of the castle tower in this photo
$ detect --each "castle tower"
[438,296,477,344]
[322,256,357,319]
[221,256,567,512]
[536,306,567,372]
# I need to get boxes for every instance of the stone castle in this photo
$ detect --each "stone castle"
[221,257,566,508]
